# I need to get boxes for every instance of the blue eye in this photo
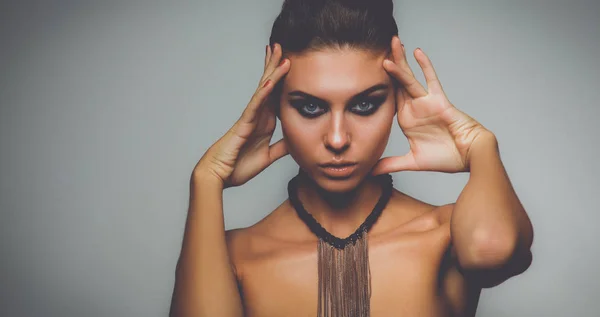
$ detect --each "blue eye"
[290,95,386,118]
[290,101,326,117]
[350,96,386,116]
[303,103,323,115]
[352,101,375,113]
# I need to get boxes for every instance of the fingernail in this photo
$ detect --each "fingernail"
[262,79,271,88]
[279,58,287,67]
[266,45,269,55]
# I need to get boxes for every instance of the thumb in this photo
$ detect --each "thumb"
[371,152,418,175]
[268,138,288,164]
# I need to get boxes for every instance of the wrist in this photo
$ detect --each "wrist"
[191,164,225,190]
[466,131,499,169]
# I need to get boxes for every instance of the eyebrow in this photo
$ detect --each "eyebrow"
[287,83,389,104]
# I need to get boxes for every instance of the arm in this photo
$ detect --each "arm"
[168,172,244,317]
[373,37,533,286]
[450,132,534,286]
[168,43,290,316]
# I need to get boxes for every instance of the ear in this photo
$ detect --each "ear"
[385,50,394,61]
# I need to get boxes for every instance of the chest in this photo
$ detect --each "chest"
[238,224,457,317]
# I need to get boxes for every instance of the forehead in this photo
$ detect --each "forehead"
[283,49,390,97]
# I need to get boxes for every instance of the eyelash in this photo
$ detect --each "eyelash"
[290,96,386,118]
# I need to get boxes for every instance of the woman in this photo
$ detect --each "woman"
[169,0,534,316]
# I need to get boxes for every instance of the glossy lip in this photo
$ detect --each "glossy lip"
[319,163,358,179]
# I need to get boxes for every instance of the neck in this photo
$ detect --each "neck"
[293,170,384,239]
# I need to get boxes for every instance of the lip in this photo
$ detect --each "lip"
[319,163,358,179]
[319,160,358,168]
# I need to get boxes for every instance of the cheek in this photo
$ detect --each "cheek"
[280,114,318,163]
[354,103,395,154]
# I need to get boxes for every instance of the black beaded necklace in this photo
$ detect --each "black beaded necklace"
[287,173,394,317]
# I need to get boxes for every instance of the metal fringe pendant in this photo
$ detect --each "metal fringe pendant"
[317,229,371,317]
[287,173,393,317]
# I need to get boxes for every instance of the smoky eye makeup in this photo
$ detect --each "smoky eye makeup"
[286,83,390,118]
[289,98,326,118]
[350,94,387,116]
[289,94,387,118]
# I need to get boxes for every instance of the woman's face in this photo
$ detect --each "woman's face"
[279,48,396,193]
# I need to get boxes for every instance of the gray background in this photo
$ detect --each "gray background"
[1,0,598,316]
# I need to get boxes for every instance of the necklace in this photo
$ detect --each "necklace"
[287,173,393,317]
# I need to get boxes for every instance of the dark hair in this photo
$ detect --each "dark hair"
[269,0,398,55]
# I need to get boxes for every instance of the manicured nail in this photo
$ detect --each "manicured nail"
[279,58,287,67]
[262,79,271,88]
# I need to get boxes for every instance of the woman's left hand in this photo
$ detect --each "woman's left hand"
[372,36,495,176]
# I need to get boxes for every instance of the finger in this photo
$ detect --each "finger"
[261,43,283,85]
[255,98,274,134]
[414,48,444,95]
[370,153,418,176]
[396,85,409,114]
[264,57,290,90]
[387,36,427,98]
[242,58,290,124]
[241,79,276,125]
[268,138,288,163]
[263,56,290,114]
[391,36,409,72]
[264,44,271,70]
[383,59,427,98]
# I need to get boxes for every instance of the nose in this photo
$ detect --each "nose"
[324,111,350,154]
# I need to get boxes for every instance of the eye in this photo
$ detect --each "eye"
[290,100,326,118]
[352,101,374,112]
[350,96,386,116]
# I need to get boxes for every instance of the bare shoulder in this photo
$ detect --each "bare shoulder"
[386,191,457,252]
[385,189,454,233]
[224,200,308,280]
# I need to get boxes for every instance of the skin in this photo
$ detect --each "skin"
[226,47,459,316]
[278,47,398,237]
[173,36,533,317]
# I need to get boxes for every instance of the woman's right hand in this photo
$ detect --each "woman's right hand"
[194,43,291,188]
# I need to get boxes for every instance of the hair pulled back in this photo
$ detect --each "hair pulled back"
[269,0,398,55]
